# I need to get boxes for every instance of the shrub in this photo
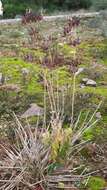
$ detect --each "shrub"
[92,0,107,11]
[3,3,26,18]
[65,0,92,10]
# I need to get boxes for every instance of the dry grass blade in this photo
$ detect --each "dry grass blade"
[0,74,102,190]
[0,116,51,190]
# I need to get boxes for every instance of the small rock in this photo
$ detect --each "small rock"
[21,68,29,75]
[0,84,21,92]
[0,73,3,84]
[21,103,44,118]
[96,112,102,119]
[86,79,97,87]
[75,67,84,76]
[0,73,5,85]
[82,78,89,84]
[82,78,97,87]
[80,84,85,88]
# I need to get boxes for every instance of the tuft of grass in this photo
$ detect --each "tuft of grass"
[0,75,102,189]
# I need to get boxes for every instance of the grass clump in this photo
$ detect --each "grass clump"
[0,74,102,189]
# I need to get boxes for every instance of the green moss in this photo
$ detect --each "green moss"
[83,125,103,141]
[83,128,94,141]
[27,80,43,95]
[20,48,46,60]
[0,21,107,123]
[79,86,107,98]
[0,57,43,94]
[58,43,76,57]
[102,59,107,65]
[87,177,106,190]
[52,66,72,86]
[78,40,107,66]
[103,115,107,123]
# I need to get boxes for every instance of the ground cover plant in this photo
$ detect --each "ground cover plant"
[0,12,107,190]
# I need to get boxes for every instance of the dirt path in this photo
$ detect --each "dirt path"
[0,12,100,24]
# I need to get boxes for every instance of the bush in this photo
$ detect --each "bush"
[65,0,92,10]
[92,0,107,11]
[3,3,26,18]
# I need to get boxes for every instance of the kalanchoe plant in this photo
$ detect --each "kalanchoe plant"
[63,17,81,74]
[64,17,80,37]
[28,27,40,42]
[21,15,82,74]
[22,11,43,25]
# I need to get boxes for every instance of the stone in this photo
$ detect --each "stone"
[82,78,89,84]
[0,73,2,84]
[80,84,85,89]
[96,112,102,119]
[82,78,97,87]
[75,67,84,76]
[86,79,97,87]
[0,84,21,92]
[0,73,5,85]
[21,68,29,75]
[21,103,44,118]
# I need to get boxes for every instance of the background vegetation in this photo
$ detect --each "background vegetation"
[2,0,107,18]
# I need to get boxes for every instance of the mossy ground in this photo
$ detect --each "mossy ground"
[0,17,107,189]
[0,18,107,128]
